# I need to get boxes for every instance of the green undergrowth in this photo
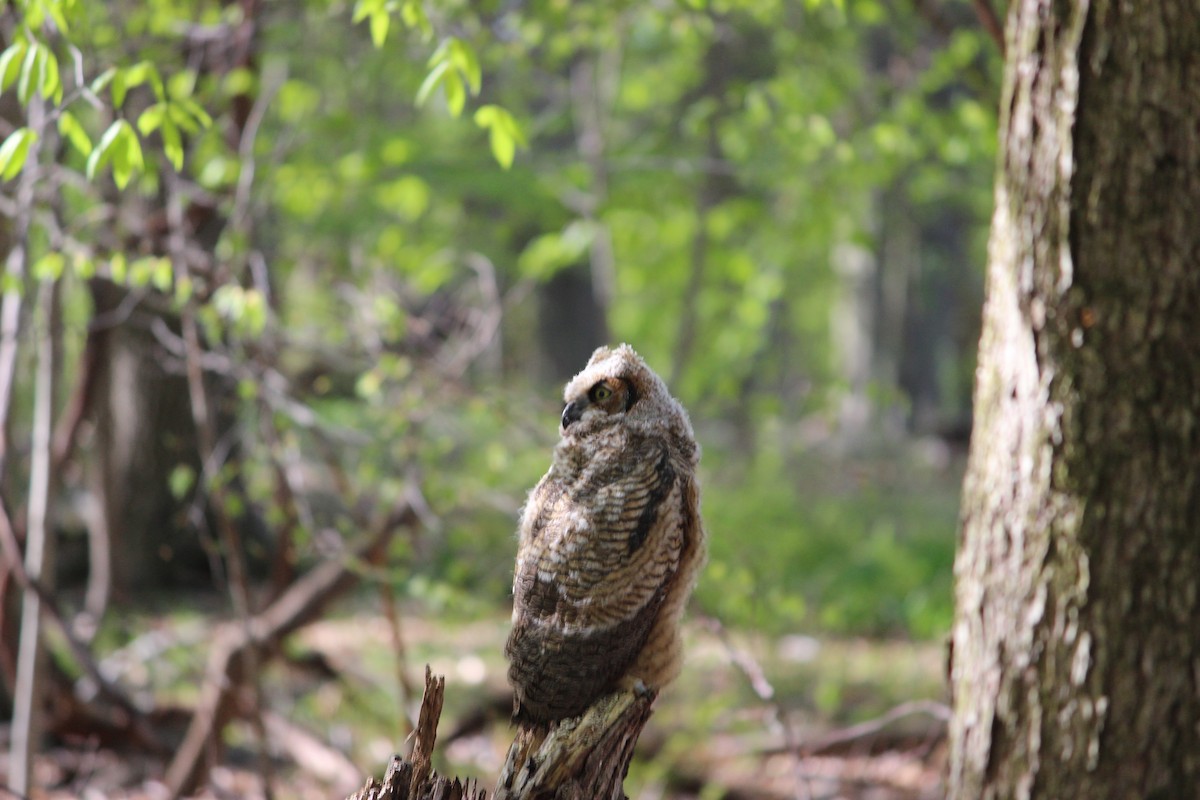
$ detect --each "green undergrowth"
[696,436,962,640]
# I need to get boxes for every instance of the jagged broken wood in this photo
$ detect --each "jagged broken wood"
[346,668,657,800]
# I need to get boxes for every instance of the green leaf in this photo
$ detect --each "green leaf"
[351,0,383,24]
[174,274,193,305]
[58,110,92,156]
[444,71,465,117]
[17,44,40,104]
[369,9,390,48]
[415,60,452,107]
[474,105,526,168]
[400,1,432,39]
[72,253,95,279]
[109,252,127,284]
[176,98,212,128]
[450,39,481,95]
[137,103,166,135]
[486,124,513,168]
[161,116,183,170]
[167,102,200,134]
[111,69,127,108]
[87,119,123,180]
[0,128,37,181]
[111,122,143,189]
[89,66,116,94]
[41,47,60,104]
[151,257,173,292]
[124,61,164,101]
[46,1,70,33]
[168,69,199,101]
[32,252,65,281]
[0,42,26,94]
[168,464,196,499]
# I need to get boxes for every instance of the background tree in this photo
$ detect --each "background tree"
[949,0,1200,796]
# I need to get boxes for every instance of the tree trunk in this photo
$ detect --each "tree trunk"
[948,2,1200,798]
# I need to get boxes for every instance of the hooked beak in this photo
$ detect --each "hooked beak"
[561,400,584,430]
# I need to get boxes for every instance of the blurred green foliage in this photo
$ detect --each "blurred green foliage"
[2,0,998,643]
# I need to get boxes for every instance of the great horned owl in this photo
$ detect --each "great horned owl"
[505,344,707,724]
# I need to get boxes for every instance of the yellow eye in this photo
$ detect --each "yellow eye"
[591,384,613,402]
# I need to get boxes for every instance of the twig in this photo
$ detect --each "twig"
[0,500,165,753]
[166,501,415,797]
[10,276,61,795]
[166,164,274,798]
[229,59,285,244]
[701,615,812,800]
[378,581,417,740]
[0,92,46,481]
[971,0,1006,55]
[767,699,951,757]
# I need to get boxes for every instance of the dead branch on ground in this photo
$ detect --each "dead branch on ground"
[165,499,416,798]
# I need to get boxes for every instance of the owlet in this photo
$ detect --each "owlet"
[505,344,707,724]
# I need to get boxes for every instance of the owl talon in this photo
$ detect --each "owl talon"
[632,679,653,699]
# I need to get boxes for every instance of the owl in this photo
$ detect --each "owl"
[505,344,707,724]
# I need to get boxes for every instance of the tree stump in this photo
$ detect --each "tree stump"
[346,668,656,800]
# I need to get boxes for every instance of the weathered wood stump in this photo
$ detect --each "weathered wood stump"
[345,668,656,800]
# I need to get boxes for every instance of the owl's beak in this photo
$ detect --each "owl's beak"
[561,400,584,430]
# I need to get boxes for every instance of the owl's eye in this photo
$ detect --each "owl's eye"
[590,383,614,402]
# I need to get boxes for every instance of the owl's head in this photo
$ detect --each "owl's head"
[558,344,691,441]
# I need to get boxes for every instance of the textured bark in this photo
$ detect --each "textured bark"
[949,1,1200,798]
[347,672,655,800]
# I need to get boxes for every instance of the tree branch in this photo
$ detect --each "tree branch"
[165,499,416,797]
[970,0,1006,55]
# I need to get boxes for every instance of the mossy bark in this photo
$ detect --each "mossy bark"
[948,1,1200,798]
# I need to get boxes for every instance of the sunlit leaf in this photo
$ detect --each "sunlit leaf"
[450,39,481,95]
[151,257,173,291]
[176,98,212,128]
[351,0,383,24]
[415,59,452,107]
[400,1,432,39]
[72,253,95,279]
[109,252,126,283]
[0,42,26,94]
[86,119,123,180]
[58,110,92,156]
[46,1,70,34]
[0,128,37,181]
[488,124,514,168]
[32,252,65,281]
[41,47,60,104]
[369,10,390,48]
[89,66,116,94]
[169,69,199,100]
[168,464,196,500]
[444,71,465,117]
[474,105,526,168]
[111,69,127,108]
[17,44,41,104]
[137,103,166,135]
[161,116,183,170]
[124,61,164,101]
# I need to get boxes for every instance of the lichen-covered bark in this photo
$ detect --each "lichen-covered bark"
[948,1,1200,798]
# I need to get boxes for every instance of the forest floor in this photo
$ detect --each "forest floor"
[2,601,949,800]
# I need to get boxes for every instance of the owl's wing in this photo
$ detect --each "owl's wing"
[506,436,682,722]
